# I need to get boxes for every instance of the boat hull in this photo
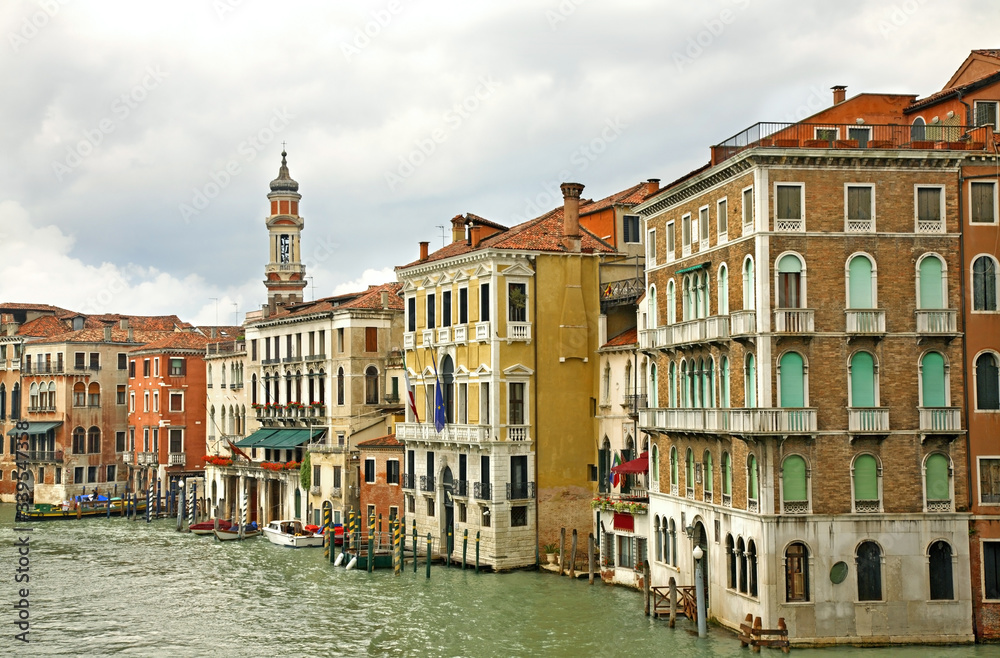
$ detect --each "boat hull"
[19,499,147,521]
[214,528,260,541]
[262,527,324,548]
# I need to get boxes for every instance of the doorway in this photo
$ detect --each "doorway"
[442,466,454,557]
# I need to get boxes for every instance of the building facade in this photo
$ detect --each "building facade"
[358,433,405,527]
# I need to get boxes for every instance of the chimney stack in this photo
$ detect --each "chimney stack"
[119,318,129,330]
[419,241,429,261]
[645,178,660,196]
[128,327,133,342]
[104,325,112,342]
[381,290,389,309]
[470,225,483,248]
[451,215,466,243]
[832,85,847,105]
[561,182,585,253]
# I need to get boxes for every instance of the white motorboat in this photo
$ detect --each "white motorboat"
[262,520,324,548]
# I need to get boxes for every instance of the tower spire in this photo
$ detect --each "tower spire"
[263,150,306,316]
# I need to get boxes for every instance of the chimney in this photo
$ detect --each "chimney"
[128,327,133,342]
[119,318,129,330]
[104,325,112,341]
[419,241,429,261]
[451,215,466,243]
[470,225,483,248]
[645,178,660,196]
[561,182,585,253]
[210,327,217,339]
[381,290,389,309]
[832,85,847,105]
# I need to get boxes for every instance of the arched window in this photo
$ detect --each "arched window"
[648,285,658,328]
[743,257,755,310]
[668,518,678,566]
[919,351,947,410]
[598,437,611,493]
[72,427,86,454]
[917,254,945,309]
[849,351,877,407]
[722,451,732,500]
[87,426,100,454]
[439,356,453,420]
[976,352,1000,410]
[848,254,875,309]
[782,455,808,513]
[925,453,951,508]
[703,450,714,500]
[777,254,804,308]
[745,354,756,408]
[705,358,715,408]
[911,117,926,141]
[668,362,677,408]
[0,383,6,420]
[251,374,258,405]
[726,535,737,589]
[928,540,954,600]
[973,255,998,311]
[601,363,610,404]
[737,537,748,593]
[87,382,100,406]
[693,359,702,408]
[73,382,86,407]
[748,540,759,597]
[853,454,880,512]
[779,352,805,407]
[654,516,663,562]
[649,364,658,407]
[786,542,810,602]
[651,445,659,485]
[337,367,345,405]
[207,364,213,387]
[209,406,216,436]
[669,447,678,492]
[685,448,694,495]
[29,382,39,409]
[857,541,883,601]
[747,454,759,506]
[666,280,676,325]
[699,271,711,319]
[679,360,689,408]
[718,263,729,315]
[720,356,730,408]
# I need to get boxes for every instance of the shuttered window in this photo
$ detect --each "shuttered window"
[848,256,874,309]
[973,256,998,311]
[782,455,807,502]
[703,451,713,493]
[853,454,879,502]
[917,187,941,222]
[779,352,804,408]
[919,256,944,309]
[981,459,1000,504]
[925,453,950,502]
[850,352,876,407]
[920,352,946,407]
[722,452,732,495]
[748,455,759,501]
[777,254,802,308]
[984,542,1000,600]
[846,186,872,220]
[971,182,995,223]
[978,353,1000,410]
[776,185,802,220]
[365,327,377,352]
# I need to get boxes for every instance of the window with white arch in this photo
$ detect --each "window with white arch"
[851,454,882,512]
[975,351,1000,411]
[776,253,806,309]
[666,279,676,325]
[778,351,806,408]
[919,351,949,408]
[781,454,809,513]
[916,253,947,310]
[647,285,658,328]
[846,253,877,309]
[742,256,755,310]
[924,452,952,512]
[718,263,729,316]
[973,255,998,312]
[848,351,879,408]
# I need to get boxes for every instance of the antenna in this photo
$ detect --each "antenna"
[436,225,447,248]
[209,298,218,326]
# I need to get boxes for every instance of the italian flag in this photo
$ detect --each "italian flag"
[403,352,420,423]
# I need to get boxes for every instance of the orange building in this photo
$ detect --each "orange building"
[357,433,404,526]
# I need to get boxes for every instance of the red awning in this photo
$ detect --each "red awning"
[611,451,648,475]
[613,512,634,532]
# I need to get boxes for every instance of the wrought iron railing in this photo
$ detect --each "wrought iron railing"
[506,481,535,500]
[474,482,492,500]
[420,475,435,492]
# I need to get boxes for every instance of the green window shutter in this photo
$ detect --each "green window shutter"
[921,352,946,407]
[919,257,943,309]
[925,454,949,500]
[704,452,713,491]
[746,354,756,408]
[854,454,878,500]
[721,357,730,408]
[671,449,678,485]
[651,446,659,483]
[850,352,876,407]
[779,352,805,407]
[782,455,807,502]
[686,450,694,483]
[848,256,873,309]
[778,254,802,273]
[723,454,732,495]
[748,455,759,499]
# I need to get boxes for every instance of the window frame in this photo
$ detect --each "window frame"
[717,197,728,244]
[974,350,1000,412]
[972,254,999,313]
[979,456,1000,506]
[774,182,805,231]
[664,221,675,263]
[915,252,948,310]
[914,184,946,232]
[698,204,710,249]
[851,453,883,512]
[168,390,184,413]
[506,281,529,324]
[774,251,807,309]
[742,185,754,232]
[386,459,400,485]
[844,183,876,232]
[647,228,657,266]
[969,180,998,225]
[974,100,999,130]
[623,214,641,244]
[364,458,376,484]
[681,214,692,256]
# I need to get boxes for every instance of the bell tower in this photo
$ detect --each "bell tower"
[264,150,307,315]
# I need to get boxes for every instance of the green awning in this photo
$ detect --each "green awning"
[6,421,62,436]
[675,262,710,275]
[234,428,324,449]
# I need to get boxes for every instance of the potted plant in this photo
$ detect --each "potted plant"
[543,542,558,565]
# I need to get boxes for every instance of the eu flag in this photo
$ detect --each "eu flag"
[432,351,446,433]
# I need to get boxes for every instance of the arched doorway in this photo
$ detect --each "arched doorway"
[692,519,710,606]
[440,355,455,423]
[442,466,454,556]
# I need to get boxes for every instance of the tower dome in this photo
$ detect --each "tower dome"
[269,150,299,193]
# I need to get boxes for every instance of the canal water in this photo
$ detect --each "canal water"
[1,505,995,657]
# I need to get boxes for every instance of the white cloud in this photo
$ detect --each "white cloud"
[332,268,397,296]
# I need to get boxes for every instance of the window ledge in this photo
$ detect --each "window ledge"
[778,601,814,607]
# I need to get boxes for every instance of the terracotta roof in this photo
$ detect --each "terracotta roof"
[464,213,507,232]
[602,327,637,349]
[129,332,212,353]
[28,327,177,346]
[199,326,244,343]
[338,282,404,310]
[258,284,403,323]
[906,69,1000,112]
[0,302,74,314]
[356,434,402,448]
[16,316,69,337]
[398,207,615,270]
[580,182,654,214]
[973,49,1000,60]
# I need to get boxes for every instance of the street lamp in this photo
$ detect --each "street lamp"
[688,526,708,638]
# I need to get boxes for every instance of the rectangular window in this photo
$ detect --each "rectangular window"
[985,542,1000,600]
[511,505,528,527]
[407,495,415,514]
[389,506,398,521]
[169,358,185,376]
[128,427,135,451]
[153,357,160,377]
[647,228,657,265]
[337,328,344,353]
[143,391,149,412]
[699,206,710,244]
[169,429,182,453]
[426,294,436,329]
[152,428,159,452]
[458,503,466,523]
[848,126,871,147]
[251,339,258,361]
[427,497,435,517]
[333,466,342,489]
[681,214,691,249]
[776,184,803,227]
[480,283,490,322]
[665,221,675,261]
[407,297,416,332]
[387,459,400,485]
[481,506,491,527]
[618,535,635,569]
[916,186,943,230]
[55,468,61,484]
[981,458,1000,504]
[975,100,999,129]
[717,199,728,241]
[508,283,527,323]
[142,427,149,452]
[365,459,376,483]
[87,466,97,483]
[623,214,640,243]
[129,359,136,378]
[118,353,126,370]
[971,181,997,224]
[366,504,376,522]
[458,288,468,324]
[143,359,150,377]
[152,391,159,412]
[846,184,874,232]
[317,330,324,356]
[365,327,377,352]
[129,392,135,412]
[743,187,754,228]
[169,392,183,412]
[480,382,490,425]
[458,383,467,424]
[509,382,525,425]
[442,291,452,328]
[106,465,116,482]
[115,385,126,405]
[89,352,99,370]
[116,431,126,452]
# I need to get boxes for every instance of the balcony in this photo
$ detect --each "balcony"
[453,325,467,344]
[846,309,886,335]
[397,422,492,444]
[916,309,957,335]
[454,479,468,497]
[308,441,346,454]
[774,309,814,334]
[917,218,945,234]
[474,482,492,500]
[854,500,880,514]
[783,500,809,514]
[747,499,759,513]
[849,408,890,434]
[639,326,667,350]
[402,473,415,490]
[508,322,531,342]
[623,394,647,415]
[926,499,952,513]
[506,481,535,500]
[120,451,133,463]
[475,322,491,341]
[507,425,530,441]
[730,310,756,337]
[421,329,434,345]
[303,353,326,362]
[168,453,185,467]
[309,485,321,496]
[640,407,817,434]
[919,407,961,434]
[24,450,63,462]
[404,332,416,349]
[138,452,158,466]
[420,475,435,492]
[436,327,451,344]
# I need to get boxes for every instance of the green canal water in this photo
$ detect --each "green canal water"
[1,505,995,657]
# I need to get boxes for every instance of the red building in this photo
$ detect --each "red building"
[357,434,404,525]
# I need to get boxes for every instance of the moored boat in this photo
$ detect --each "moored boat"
[190,519,233,536]
[262,520,324,548]
[19,496,148,521]
[214,523,260,541]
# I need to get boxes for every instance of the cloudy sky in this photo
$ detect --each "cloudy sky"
[0,0,995,325]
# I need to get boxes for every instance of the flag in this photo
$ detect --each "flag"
[431,351,446,433]
[402,352,420,423]
[227,438,250,461]
[610,452,621,488]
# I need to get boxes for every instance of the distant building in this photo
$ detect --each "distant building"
[357,433,405,527]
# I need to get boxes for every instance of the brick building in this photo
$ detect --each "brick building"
[357,433,404,525]
[632,52,1000,643]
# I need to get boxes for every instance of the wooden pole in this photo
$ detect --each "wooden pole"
[425,533,432,579]
[588,533,595,584]
[446,523,452,568]
[668,577,677,628]
[475,531,480,573]
[176,485,184,532]
[558,527,567,576]
[145,483,151,523]
[778,618,790,654]
[569,529,578,578]
[752,616,762,653]
[412,521,418,573]
[368,512,375,573]
[462,529,468,570]
[643,559,651,616]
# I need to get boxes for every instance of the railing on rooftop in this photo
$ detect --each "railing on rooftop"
[711,121,983,164]
[206,340,246,356]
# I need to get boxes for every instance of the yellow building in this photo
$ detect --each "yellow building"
[395,184,616,569]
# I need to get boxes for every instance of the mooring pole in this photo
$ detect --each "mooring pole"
[426,533,432,579]
[145,483,151,523]
[558,527,567,576]
[588,533,595,585]
[569,529,578,578]
[668,577,677,628]
[368,513,375,573]
[413,521,418,574]
[462,529,468,570]
[176,485,184,532]
[475,531,480,573]
[643,560,651,616]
